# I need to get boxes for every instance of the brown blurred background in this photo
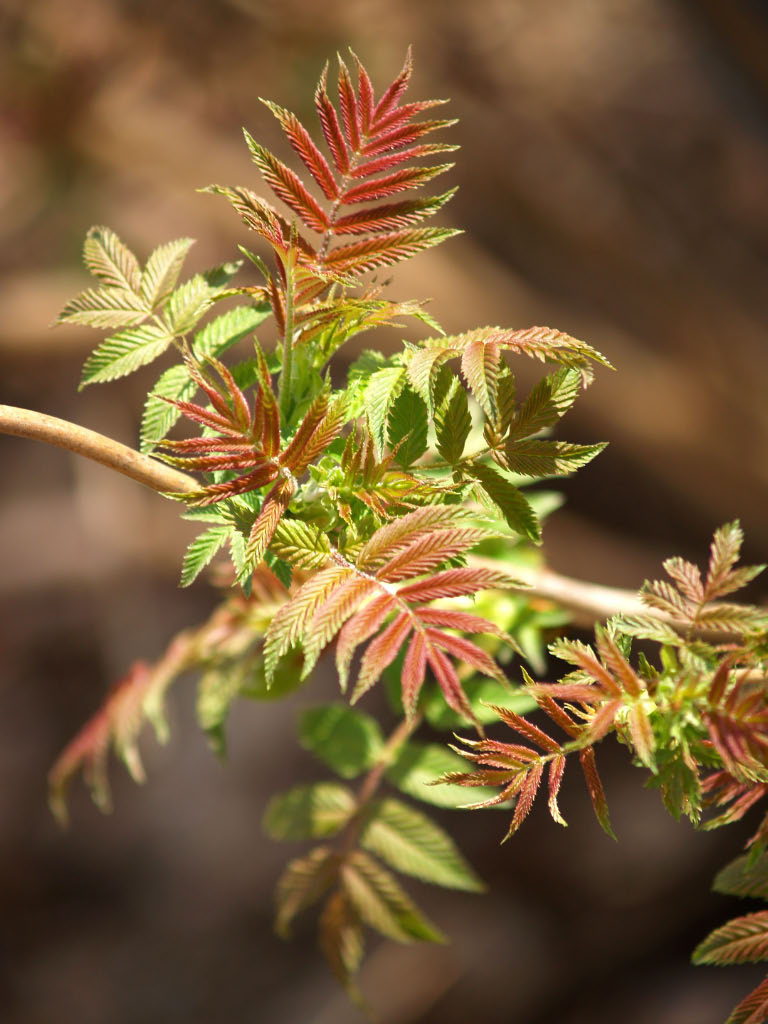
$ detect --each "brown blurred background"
[2,1,768,1021]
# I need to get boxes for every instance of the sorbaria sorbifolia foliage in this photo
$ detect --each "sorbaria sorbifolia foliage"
[47,51,768,1019]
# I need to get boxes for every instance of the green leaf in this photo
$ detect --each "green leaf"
[58,287,149,329]
[270,518,332,571]
[714,853,768,901]
[263,782,356,840]
[83,226,141,293]
[192,303,270,358]
[435,377,470,465]
[180,524,232,587]
[197,663,245,757]
[140,364,196,452]
[139,306,267,451]
[276,846,338,937]
[422,678,538,730]
[163,274,215,335]
[360,797,485,891]
[388,385,428,468]
[80,323,175,386]
[470,462,540,542]
[503,439,607,478]
[364,365,406,455]
[202,260,243,288]
[140,237,195,309]
[342,850,446,943]
[299,704,384,779]
[406,346,453,409]
[692,910,768,966]
[509,368,582,439]
[386,741,500,808]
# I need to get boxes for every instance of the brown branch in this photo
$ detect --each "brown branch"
[1,405,748,636]
[0,404,197,495]
[494,560,651,628]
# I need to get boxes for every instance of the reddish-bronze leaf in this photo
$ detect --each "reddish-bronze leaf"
[426,644,475,723]
[262,100,339,201]
[579,747,615,838]
[336,592,397,691]
[337,56,361,154]
[507,762,544,839]
[372,47,412,124]
[547,754,567,826]
[397,567,515,603]
[315,64,350,174]
[341,165,454,205]
[245,135,330,233]
[245,478,296,567]
[401,629,428,716]
[352,612,412,703]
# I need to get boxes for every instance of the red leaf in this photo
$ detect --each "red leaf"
[332,191,456,236]
[362,119,457,158]
[245,478,296,566]
[372,47,412,124]
[508,762,544,838]
[353,52,375,135]
[323,227,456,276]
[726,975,768,1024]
[488,705,561,753]
[426,644,474,722]
[341,164,454,204]
[350,142,457,180]
[245,136,330,233]
[336,592,396,691]
[579,747,615,838]
[183,463,279,506]
[548,754,567,826]
[315,65,350,174]
[401,630,428,716]
[424,628,505,683]
[337,56,361,153]
[352,612,412,702]
[263,100,339,201]
[397,567,514,603]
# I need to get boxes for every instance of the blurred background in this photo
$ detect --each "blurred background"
[2,1,768,1021]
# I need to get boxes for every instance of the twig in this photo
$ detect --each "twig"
[488,559,651,627]
[0,404,197,495]
[0,405,738,633]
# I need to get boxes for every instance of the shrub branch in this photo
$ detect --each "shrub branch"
[0,404,196,494]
